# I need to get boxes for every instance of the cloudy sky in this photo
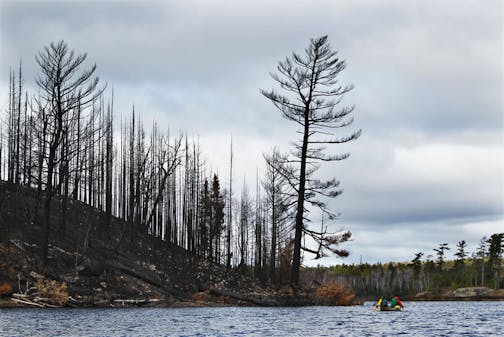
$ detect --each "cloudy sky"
[1,0,503,265]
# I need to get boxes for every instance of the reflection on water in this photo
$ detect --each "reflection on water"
[0,301,502,336]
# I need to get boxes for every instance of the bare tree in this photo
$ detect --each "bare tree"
[15,61,23,185]
[7,69,16,183]
[35,40,104,263]
[226,136,233,269]
[261,36,360,287]
[145,134,182,230]
[104,98,114,239]
[238,180,252,267]
[263,148,295,284]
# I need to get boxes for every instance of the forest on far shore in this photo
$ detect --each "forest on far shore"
[303,234,504,297]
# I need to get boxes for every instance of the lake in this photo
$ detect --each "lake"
[0,301,502,336]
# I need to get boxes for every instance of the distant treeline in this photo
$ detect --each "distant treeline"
[302,234,503,297]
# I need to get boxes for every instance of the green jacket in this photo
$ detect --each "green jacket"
[390,297,398,307]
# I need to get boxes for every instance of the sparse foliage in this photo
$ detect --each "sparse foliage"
[261,36,360,286]
[434,243,450,268]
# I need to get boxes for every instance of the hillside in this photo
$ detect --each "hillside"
[0,181,265,307]
[0,181,356,307]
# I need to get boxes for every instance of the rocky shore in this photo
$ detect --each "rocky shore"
[412,287,504,301]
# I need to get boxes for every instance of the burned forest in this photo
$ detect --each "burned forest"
[0,39,357,307]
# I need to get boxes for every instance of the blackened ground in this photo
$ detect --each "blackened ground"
[0,181,358,307]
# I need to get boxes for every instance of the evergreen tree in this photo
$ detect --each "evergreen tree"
[454,240,467,266]
[210,174,225,263]
[433,243,450,268]
[411,252,423,277]
[487,233,503,289]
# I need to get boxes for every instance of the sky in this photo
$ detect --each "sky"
[0,0,503,265]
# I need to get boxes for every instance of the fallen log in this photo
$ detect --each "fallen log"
[67,296,84,307]
[10,297,59,308]
[11,293,62,308]
[92,299,110,306]
[11,298,45,307]
[113,298,163,305]
[68,296,81,303]
[114,299,148,304]
[12,293,28,299]
[208,288,279,306]
[33,297,51,303]
[106,260,165,290]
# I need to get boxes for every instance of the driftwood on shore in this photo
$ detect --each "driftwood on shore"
[113,298,163,306]
[11,293,60,308]
[10,298,45,307]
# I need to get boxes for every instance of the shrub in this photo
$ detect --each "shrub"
[35,280,69,306]
[216,295,233,304]
[190,291,211,302]
[0,282,13,297]
[314,282,356,306]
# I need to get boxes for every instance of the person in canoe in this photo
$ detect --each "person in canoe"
[373,296,389,310]
[390,295,404,309]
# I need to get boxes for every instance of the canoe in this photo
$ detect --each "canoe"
[380,306,403,311]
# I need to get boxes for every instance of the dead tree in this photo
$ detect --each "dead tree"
[226,137,233,269]
[15,61,22,185]
[238,181,252,268]
[104,99,114,239]
[261,36,360,287]
[263,148,295,284]
[35,40,104,264]
[145,134,182,230]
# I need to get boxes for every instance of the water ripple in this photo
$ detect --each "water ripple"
[0,302,503,336]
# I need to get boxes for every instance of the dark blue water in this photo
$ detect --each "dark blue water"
[1,301,502,336]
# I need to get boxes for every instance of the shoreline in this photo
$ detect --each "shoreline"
[2,296,503,309]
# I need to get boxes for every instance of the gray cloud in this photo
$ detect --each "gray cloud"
[1,0,502,265]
